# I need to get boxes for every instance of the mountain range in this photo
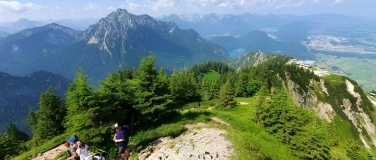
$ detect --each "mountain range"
[0,18,99,37]
[161,13,359,36]
[0,9,229,83]
[0,71,70,133]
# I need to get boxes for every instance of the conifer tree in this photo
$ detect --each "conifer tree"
[235,72,249,97]
[30,88,65,143]
[200,77,211,100]
[1,123,28,158]
[4,123,29,144]
[0,134,14,160]
[169,69,181,102]
[169,70,200,104]
[217,79,236,108]
[247,79,264,96]
[64,68,106,144]
[135,53,171,121]
[209,80,220,99]
[97,69,136,124]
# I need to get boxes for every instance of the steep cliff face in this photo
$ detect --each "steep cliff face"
[280,70,376,148]
[278,71,335,122]
[344,80,376,148]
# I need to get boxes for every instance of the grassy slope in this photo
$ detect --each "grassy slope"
[12,133,69,160]
[15,93,375,159]
[202,70,221,81]
[14,97,296,160]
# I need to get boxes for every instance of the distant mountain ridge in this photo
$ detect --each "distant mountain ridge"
[0,18,99,37]
[161,13,358,36]
[0,9,229,82]
[161,13,285,36]
[208,30,313,59]
[0,18,45,35]
[0,71,70,133]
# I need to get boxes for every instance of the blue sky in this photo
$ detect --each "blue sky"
[0,0,373,22]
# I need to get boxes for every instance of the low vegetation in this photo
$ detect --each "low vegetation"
[3,53,375,160]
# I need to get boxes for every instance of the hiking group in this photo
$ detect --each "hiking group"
[65,123,130,160]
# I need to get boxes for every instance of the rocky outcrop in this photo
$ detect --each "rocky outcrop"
[344,80,376,148]
[232,51,267,72]
[280,71,335,122]
[313,102,335,122]
[282,72,376,148]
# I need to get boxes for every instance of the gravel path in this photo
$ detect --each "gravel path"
[31,144,67,160]
[137,121,236,160]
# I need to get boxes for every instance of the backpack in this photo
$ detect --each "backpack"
[122,125,131,137]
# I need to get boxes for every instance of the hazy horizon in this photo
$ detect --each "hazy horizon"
[0,0,374,23]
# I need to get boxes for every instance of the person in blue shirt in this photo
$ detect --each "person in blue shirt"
[113,123,129,160]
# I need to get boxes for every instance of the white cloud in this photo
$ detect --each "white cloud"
[331,0,344,5]
[275,0,306,9]
[218,3,228,7]
[70,2,101,13]
[121,1,140,12]
[106,6,116,10]
[149,0,176,10]
[0,1,52,13]
[84,2,100,11]
[117,0,347,16]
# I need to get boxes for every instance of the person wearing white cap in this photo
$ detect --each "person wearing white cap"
[113,123,130,160]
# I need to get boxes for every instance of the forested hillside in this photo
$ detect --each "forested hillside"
[0,71,70,133]
[5,53,376,160]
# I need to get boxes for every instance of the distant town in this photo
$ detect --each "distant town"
[308,35,376,54]
[287,59,330,77]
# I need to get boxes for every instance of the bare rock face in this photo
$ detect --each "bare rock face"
[344,80,376,148]
[136,128,236,160]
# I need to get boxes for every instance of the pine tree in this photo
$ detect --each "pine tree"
[235,72,249,97]
[209,80,220,99]
[134,53,171,121]
[0,134,14,160]
[217,79,236,108]
[1,123,29,158]
[31,88,65,143]
[169,70,200,104]
[4,123,29,144]
[64,68,106,144]
[200,77,211,100]
[97,69,137,124]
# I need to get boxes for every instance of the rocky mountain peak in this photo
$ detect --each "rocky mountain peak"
[84,8,178,41]
[107,8,131,19]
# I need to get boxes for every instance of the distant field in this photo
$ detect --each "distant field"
[314,54,376,92]
[203,70,221,80]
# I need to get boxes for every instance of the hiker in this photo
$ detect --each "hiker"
[77,140,93,160]
[65,135,80,160]
[196,101,200,108]
[113,123,130,160]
